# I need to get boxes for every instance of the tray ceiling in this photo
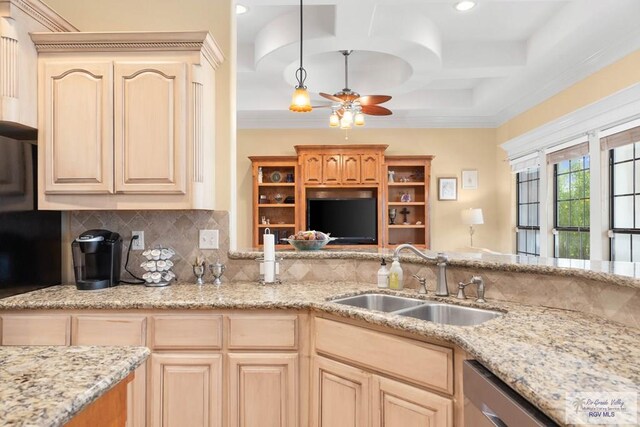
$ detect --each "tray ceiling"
[237,0,640,129]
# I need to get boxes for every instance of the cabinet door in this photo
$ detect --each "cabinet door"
[372,376,453,427]
[42,62,113,194]
[302,154,323,184]
[1,314,70,345]
[150,353,222,427]
[311,356,369,427]
[322,155,341,184]
[341,154,361,184]
[360,154,380,184]
[114,62,187,194]
[72,315,147,427]
[228,353,298,427]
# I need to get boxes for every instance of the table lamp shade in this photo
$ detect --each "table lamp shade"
[461,208,484,225]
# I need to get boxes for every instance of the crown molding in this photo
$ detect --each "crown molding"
[0,0,77,32]
[30,31,225,68]
[500,83,640,160]
[495,31,640,126]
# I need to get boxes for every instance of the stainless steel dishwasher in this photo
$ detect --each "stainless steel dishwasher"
[463,360,559,427]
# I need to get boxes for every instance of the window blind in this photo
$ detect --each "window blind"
[546,142,589,164]
[509,152,539,173]
[601,125,640,151]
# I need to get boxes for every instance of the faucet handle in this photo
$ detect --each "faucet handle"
[456,281,468,300]
[412,274,428,295]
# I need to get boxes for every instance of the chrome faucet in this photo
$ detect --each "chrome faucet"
[393,244,449,296]
[456,275,486,303]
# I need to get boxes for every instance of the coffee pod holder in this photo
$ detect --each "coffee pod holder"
[141,246,176,287]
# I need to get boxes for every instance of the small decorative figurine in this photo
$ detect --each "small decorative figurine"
[257,167,263,183]
[400,192,412,202]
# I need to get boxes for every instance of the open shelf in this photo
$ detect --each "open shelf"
[258,183,295,187]
[384,156,433,248]
[258,204,295,208]
[258,223,295,228]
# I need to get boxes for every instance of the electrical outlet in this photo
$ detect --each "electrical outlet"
[199,229,219,249]
[132,231,145,250]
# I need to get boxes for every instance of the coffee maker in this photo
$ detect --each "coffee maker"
[71,229,122,290]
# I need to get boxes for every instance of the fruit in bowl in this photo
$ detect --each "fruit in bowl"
[284,230,336,251]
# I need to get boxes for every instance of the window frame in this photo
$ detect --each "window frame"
[609,143,640,261]
[553,156,591,259]
[515,170,540,256]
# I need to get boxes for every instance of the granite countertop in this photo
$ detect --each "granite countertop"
[0,345,149,427]
[0,282,638,426]
[229,248,640,289]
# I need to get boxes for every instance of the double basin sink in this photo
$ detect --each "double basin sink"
[330,293,503,326]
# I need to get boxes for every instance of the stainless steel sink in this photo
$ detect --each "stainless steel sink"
[330,294,426,312]
[394,303,502,326]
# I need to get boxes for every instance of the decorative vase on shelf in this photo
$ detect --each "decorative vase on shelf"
[274,193,284,203]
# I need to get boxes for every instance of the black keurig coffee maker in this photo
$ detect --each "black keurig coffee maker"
[71,229,122,290]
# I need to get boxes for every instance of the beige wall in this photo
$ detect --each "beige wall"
[237,128,507,251]
[42,0,235,213]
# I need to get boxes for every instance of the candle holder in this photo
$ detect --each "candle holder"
[209,261,225,286]
[193,264,205,285]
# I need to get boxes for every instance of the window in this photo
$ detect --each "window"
[610,141,640,261]
[554,156,590,259]
[516,169,540,256]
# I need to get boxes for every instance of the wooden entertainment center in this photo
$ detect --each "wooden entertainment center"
[250,145,433,249]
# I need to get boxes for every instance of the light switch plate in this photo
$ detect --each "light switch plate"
[199,229,219,249]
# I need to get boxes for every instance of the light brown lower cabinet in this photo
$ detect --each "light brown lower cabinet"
[372,375,453,427]
[71,315,147,427]
[311,356,370,427]
[150,353,223,427]
[312,356,453,427]
[228,353,298,427]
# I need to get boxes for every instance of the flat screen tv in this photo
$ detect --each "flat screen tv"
[306,198,377,244]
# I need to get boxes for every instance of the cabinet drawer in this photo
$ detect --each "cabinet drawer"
[72,315,146,346]
[150,314,222,350]
[1,314,71,345]
[228,315,298,350]
[314,318,453,394]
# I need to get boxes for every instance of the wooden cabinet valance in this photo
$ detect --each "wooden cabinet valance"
[296,145,386,186]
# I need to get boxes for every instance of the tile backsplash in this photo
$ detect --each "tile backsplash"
[66,210,229,283]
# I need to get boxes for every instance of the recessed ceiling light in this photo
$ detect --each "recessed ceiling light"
[454,1,477,12]
[236,4,249,15]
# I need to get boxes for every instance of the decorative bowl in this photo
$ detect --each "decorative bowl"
[283,238,336,251]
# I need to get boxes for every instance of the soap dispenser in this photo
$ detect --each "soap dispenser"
[377,258,389,288]
[388,257,404,290]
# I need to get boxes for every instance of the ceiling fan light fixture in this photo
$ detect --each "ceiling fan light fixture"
[329,112,340,127]
[454,0,477,12]
[354,111,365,126]
[289,0,312,113]
[342,109,354,123]
[339,116,352,130]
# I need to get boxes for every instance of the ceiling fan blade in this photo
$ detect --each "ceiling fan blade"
[320,92,344,103]
[357,95,392,105]
[361,105,393,116]
[311,105,332,109]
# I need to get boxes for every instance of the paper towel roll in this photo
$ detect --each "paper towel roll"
[263,232,275,261]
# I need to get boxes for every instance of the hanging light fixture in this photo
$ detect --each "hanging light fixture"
[329,110,340,127]
[289,0,312,112]
[354,108,365,126]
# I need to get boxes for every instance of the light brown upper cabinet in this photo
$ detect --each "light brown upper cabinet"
[0,0,76,136]
[31,31,224,210]
[296,145,386,186]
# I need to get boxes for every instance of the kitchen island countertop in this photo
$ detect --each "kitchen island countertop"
[0,345,149,427]
[0,282,638,426]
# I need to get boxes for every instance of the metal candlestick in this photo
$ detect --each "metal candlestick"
[209,261,225,286]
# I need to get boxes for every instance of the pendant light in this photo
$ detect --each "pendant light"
[289,0,312,112]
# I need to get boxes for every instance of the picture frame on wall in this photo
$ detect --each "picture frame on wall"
[461,169,479,190]
[438,177,457,201]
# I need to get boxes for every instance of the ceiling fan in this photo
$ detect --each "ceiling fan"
[317,50,393,128]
